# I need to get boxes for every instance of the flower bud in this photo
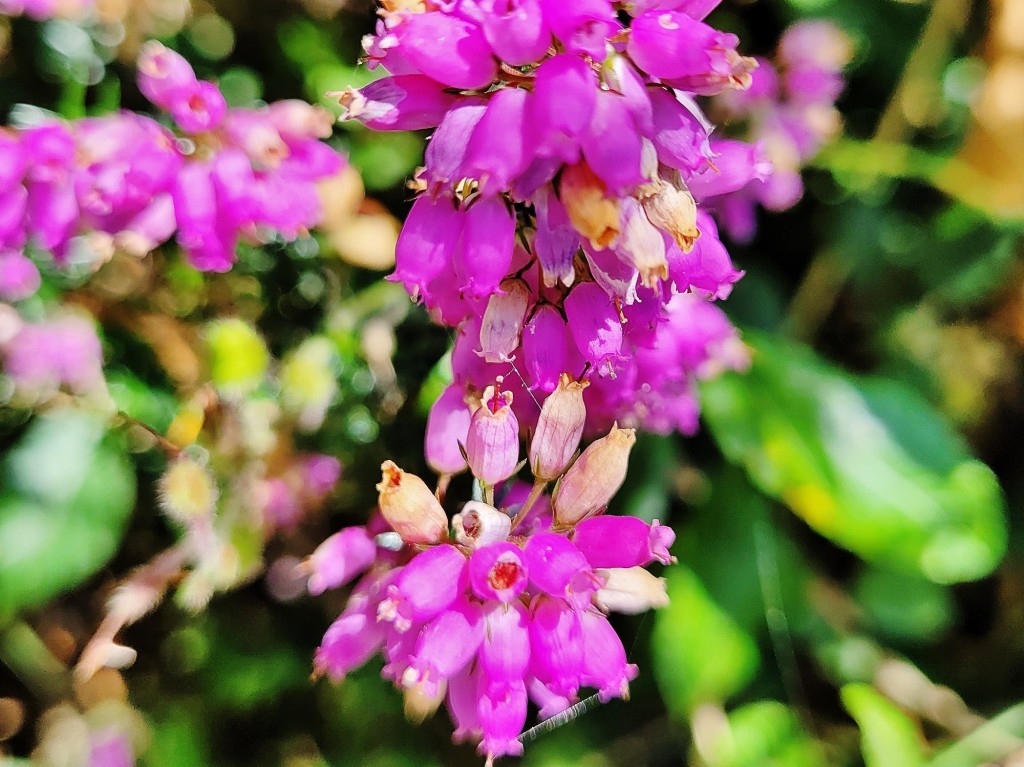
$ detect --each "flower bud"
[158,457,218,523]
[529,374,589,482]
[137,41,197,111]
[552,424,636,525]
[594,567,669,614]
[453,501,512,548]
[478,279,530,363]
[466,384,520,486]
[376,460,449,544]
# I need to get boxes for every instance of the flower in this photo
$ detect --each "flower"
[310,380,673,764]
[338,0,757,439]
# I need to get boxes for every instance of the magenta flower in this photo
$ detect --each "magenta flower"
[311,394,672,763]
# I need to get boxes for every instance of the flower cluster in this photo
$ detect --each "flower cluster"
[707,20,853,241]
[0,40,343,297]
[0,305,106,406]
[0,0,93,20]
[309,376,673,763]
[338,0,753,437]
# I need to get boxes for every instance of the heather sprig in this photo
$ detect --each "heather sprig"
[336,0,757,440]
[308,375,673,764]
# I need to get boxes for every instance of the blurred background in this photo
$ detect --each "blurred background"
[1,0,1024,765]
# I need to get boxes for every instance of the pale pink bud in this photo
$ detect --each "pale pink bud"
[376,460,449,544]
[529,374,589,482]
[466,384,520,486]
[552,424,636,526]
[453,500,512,548]
[594,567,669,614]
[477,279,530,363]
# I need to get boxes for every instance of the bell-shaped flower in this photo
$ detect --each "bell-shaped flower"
[648,86,715,177]
[522,306,570,395]
[470,542,529,603]
[425,385,472,477]
[627,11,755,96]
[542,0,620,60]
[335,75,458,131]
[137,41,198,111]
[305,526,377,596]
[579,90,646,195]
[532,185,579,288]
[479,601,531,685]
[477,680,528,762]
[404,596,486,697]
[481,0,551,66]
[466,384,520,486]
[390,12,497,90]
[421,99,488,193]
[379,544,467,630]
[564,282,624,375]
[580,610,639,701]
[391,195,464,299]
[169,80,227,134]
[314,575,390,680]
[528,54,598,164]
[552,424,636,525]
[559,163,620,250]
[572,516,675,568]
[528,595,584,697]
[478,279,530,363]
[523,532,592,598]
[463,88,530,197]
[455,196,516,300]
[613,197,668,288]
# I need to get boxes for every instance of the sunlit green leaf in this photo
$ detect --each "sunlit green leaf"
[841,683,926,767]
[701,332,1007,583]
[652,565,760,717]
[0,412,135,616]
[709,701,827,767]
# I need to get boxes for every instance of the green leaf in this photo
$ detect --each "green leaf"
[841,683,926,767]
[709,701,827,767]
[853,568,954,643]
[676,464,814,636]
[701,332,1007,583]
[652,565,760,717]
[0,412,136,616]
